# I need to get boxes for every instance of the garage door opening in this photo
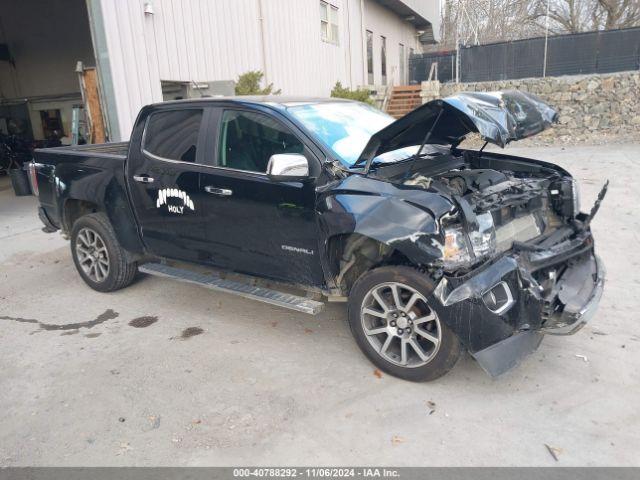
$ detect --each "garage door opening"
[0,0,105,174]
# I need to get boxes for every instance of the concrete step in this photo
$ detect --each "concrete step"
[139,263,325,315]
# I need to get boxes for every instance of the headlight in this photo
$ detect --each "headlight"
[443,225,473,269]
[571,178,581,216]
[470,212,496,258]
[442,212,496,270]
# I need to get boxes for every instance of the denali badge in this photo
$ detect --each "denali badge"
[157,188,195,214]
[282,245,314,255]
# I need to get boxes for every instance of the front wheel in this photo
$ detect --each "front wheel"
[348,266,461,382]
[70,213,137,292]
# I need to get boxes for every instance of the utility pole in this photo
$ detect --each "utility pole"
[543,0,550,77]
[257,0,269,86]
[455,27,460,83]
[460,2,478,45]
[455,1,460,84]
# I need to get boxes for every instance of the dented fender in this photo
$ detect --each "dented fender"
[317,175,456,271]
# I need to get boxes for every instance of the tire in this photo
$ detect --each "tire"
[70,213,137,292]
[348,266,461,382]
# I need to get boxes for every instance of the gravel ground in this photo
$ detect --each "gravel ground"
[0,143,638,466]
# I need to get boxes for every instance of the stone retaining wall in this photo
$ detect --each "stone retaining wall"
[420,71,640,145]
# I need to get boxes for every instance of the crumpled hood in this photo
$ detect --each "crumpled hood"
[357,90,558,171]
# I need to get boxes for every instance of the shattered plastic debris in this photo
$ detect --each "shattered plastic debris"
[544,444,563,461]
[149,415,161,429]
[116,442,132,455]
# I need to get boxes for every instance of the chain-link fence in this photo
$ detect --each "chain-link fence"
[409,26,640,84]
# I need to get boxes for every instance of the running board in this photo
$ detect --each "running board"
[139,263,325,315]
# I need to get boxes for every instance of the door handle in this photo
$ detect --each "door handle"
[204,186,233,196]
[133,175,154,184]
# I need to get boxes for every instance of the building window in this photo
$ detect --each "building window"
[40,110,65,139]
[399,43,406,85]
[366,30,373,84]
[380,36,387,85]
[320,1,339,44]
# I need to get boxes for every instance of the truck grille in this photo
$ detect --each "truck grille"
[495,214,542,252]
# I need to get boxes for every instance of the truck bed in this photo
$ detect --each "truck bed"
[37,141,130,159]
[32,141,132,234]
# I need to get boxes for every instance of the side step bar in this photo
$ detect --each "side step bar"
[139,263,325,315]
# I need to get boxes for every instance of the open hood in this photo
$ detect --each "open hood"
[357,90,558,173]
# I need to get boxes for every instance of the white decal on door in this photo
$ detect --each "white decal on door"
[156,188,195,214]
[281,245,314,255]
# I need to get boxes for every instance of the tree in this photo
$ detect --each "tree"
[528,0,600,33]
[330,82,374,105]
[437,0,539,49]
[234,70,281,95]
[527,0,640,34]
[594,0,640,29]
[436,0,640,50]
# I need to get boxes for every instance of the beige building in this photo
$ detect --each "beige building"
[0,0,440,142]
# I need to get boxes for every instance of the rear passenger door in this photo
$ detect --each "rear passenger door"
[127,107,214,262]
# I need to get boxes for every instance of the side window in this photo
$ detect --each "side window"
[218,110,304,173]
[143,109,203,163]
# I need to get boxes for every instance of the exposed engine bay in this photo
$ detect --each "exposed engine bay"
[385,149,580,271]
[431,167,565,253]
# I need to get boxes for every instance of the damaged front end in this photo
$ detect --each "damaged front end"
[433,226,605,377]
[423,155,608,376]
[350,90,607,377]
[426,161,608,376]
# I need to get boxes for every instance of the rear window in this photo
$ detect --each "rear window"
[143,109,203,162]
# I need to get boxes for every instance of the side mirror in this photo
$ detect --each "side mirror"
[266,154,309,181]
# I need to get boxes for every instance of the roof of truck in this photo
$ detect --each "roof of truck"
[151,96,356,109]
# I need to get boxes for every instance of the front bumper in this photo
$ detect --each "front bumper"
[542,255,605,335]
[432,229,605,377]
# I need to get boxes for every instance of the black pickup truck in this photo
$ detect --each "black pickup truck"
[29,92,605,381]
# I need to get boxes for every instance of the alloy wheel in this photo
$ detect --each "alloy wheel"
[360,282,441,368]
[75,227,110,283]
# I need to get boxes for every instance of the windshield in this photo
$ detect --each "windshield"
[287,102,394,166]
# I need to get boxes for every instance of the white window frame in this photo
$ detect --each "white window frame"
[399,43,406,84]
[320,1,339,45]
[366,30,374,85]
[380,35,387,85]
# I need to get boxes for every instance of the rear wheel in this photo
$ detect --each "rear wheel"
[348,266,461,382]
[70,213,137,292]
